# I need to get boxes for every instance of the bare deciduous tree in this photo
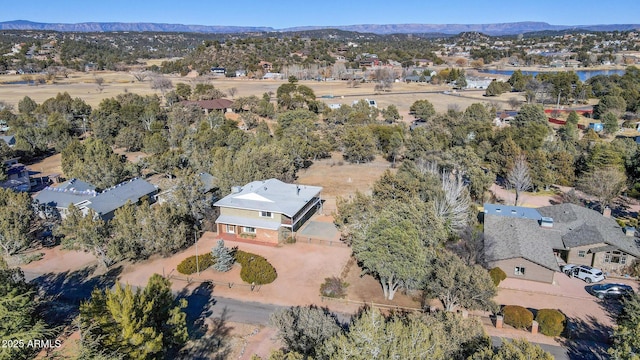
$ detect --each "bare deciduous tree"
[151,76,173,99]
[227,87,237,99]
[433,170,472,235]
[508,97,521,110]
[507,155,532,206]
[578,167,627,213]
[94,77,104,92]
[131,71,150,82]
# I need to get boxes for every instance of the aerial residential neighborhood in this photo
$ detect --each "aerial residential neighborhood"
[2,4,640,359]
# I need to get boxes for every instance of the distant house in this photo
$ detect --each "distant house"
[262,72,284,80]
[34,178,157,220]
[466,77,494,89]
[404,75,431,83]
[214,179,322,245]
[0,120,9,132]
[210,67,226,75]
[179,99,234,114]
[0,135,15,147]
[0,158,31,192]
[484,203,640,283]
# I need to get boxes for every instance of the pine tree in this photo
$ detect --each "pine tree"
[212,240,235,272]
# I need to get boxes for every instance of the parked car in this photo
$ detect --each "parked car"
[587,283,635,299]
[563,264,606,283]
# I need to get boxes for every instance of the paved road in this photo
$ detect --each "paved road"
[212,295,571,359]
[491,336,569,360]
[22,268,587,359]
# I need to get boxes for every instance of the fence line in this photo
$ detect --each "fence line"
[319,295,424,313]
[297,237,349,247]
[168,274,262,292]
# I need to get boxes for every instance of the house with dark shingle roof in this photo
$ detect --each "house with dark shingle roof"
[484,203,640,283]
[34,178,157,220]
[214,179,322,246]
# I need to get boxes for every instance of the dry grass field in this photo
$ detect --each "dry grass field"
[0,69,519,119]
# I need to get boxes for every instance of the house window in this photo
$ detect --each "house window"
[578,250,586,258]
[260,211,273,218]
[514,266,526,276]
[225,225,235,234]
[244,227,256,234]
[606,251,627,264]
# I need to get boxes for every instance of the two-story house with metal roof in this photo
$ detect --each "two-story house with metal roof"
[214,179,322,245]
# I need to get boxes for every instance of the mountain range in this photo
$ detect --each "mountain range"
[1,20,639,36]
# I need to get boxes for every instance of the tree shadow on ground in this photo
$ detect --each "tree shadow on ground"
[30,265,123,326]
[560,314,612,360]
[176,282,234,360]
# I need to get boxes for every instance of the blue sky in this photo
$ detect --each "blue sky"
[2,0,639,28]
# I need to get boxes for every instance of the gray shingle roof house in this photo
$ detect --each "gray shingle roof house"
[214,179,322,245]
[484,203,640,283]
[35,178,157,220]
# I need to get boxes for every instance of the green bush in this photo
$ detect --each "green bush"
[320,276,349,298]
[535,309,566,336]
[235,250,277,285]
[489,267,507,286]
[503,305,533,330]
[177,253,214,275]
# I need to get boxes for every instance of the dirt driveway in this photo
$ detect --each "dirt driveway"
[118,231,354,311]
[492,274,639,346]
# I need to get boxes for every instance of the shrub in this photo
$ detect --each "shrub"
[489,267,507,286]
[535,309,566,336]
[235,250,277,285]
[320,276,349,298]
[503,305,533,330]
[177,253,214,275]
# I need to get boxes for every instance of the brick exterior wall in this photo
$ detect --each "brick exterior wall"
[216,223,280,246]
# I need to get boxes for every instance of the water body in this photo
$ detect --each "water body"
[479,69,626,82]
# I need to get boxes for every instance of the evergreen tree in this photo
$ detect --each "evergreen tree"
[79,274,188,359]
[212,240,235,272]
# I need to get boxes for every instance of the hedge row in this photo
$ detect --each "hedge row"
[235,250,277,285]
[502,305,566,336]
[177,253,215,275]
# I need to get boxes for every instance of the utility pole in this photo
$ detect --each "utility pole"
[195,230,200,276]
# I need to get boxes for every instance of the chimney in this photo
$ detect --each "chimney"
[625,227,636,237]
[540,217,554,228]
[231,186,242,194]
[603,207,612,218]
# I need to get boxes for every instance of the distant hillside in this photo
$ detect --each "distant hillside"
[0,20,638,36]
[0,20,272,34]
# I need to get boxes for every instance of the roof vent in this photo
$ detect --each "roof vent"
[540,217,554,228]
[496,208,501,213]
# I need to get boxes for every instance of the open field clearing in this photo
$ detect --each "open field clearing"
[0,70,522,116]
